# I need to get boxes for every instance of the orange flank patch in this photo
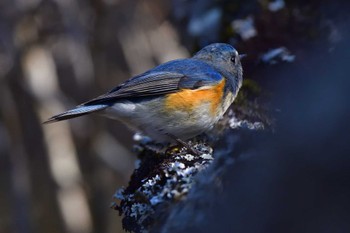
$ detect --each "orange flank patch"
[165,79,226,115]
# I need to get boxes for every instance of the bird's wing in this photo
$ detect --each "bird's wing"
[82,69,223,106]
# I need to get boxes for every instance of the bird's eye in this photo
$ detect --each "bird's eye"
[230,56,236,64]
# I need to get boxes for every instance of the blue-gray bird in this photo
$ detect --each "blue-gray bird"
[45,43,243,144]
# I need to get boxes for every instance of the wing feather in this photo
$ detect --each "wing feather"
[82,66,223,106]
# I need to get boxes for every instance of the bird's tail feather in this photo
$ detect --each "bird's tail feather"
[43,104,109,124]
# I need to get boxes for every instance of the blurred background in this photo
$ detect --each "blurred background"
[1,0,349,233]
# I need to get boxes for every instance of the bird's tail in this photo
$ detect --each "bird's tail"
[43,104,109,124]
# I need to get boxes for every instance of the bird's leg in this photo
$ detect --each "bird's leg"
[165,133,201,155]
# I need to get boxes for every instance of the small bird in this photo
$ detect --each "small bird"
[45,43,243,149]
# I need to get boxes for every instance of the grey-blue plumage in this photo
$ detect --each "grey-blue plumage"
[44,104,109,123]
[45,43,243,142]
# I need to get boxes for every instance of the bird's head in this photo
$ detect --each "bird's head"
[193,43,243,90]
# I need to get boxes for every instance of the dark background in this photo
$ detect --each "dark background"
[1,0,350,232]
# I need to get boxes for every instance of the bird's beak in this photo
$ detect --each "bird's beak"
[239,54,247,59]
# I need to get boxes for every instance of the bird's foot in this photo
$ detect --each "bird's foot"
[165,133,201,156]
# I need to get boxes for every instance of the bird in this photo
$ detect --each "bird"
[45,43,243,151]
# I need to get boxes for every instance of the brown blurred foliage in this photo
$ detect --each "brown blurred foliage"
[0,0,188,232]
